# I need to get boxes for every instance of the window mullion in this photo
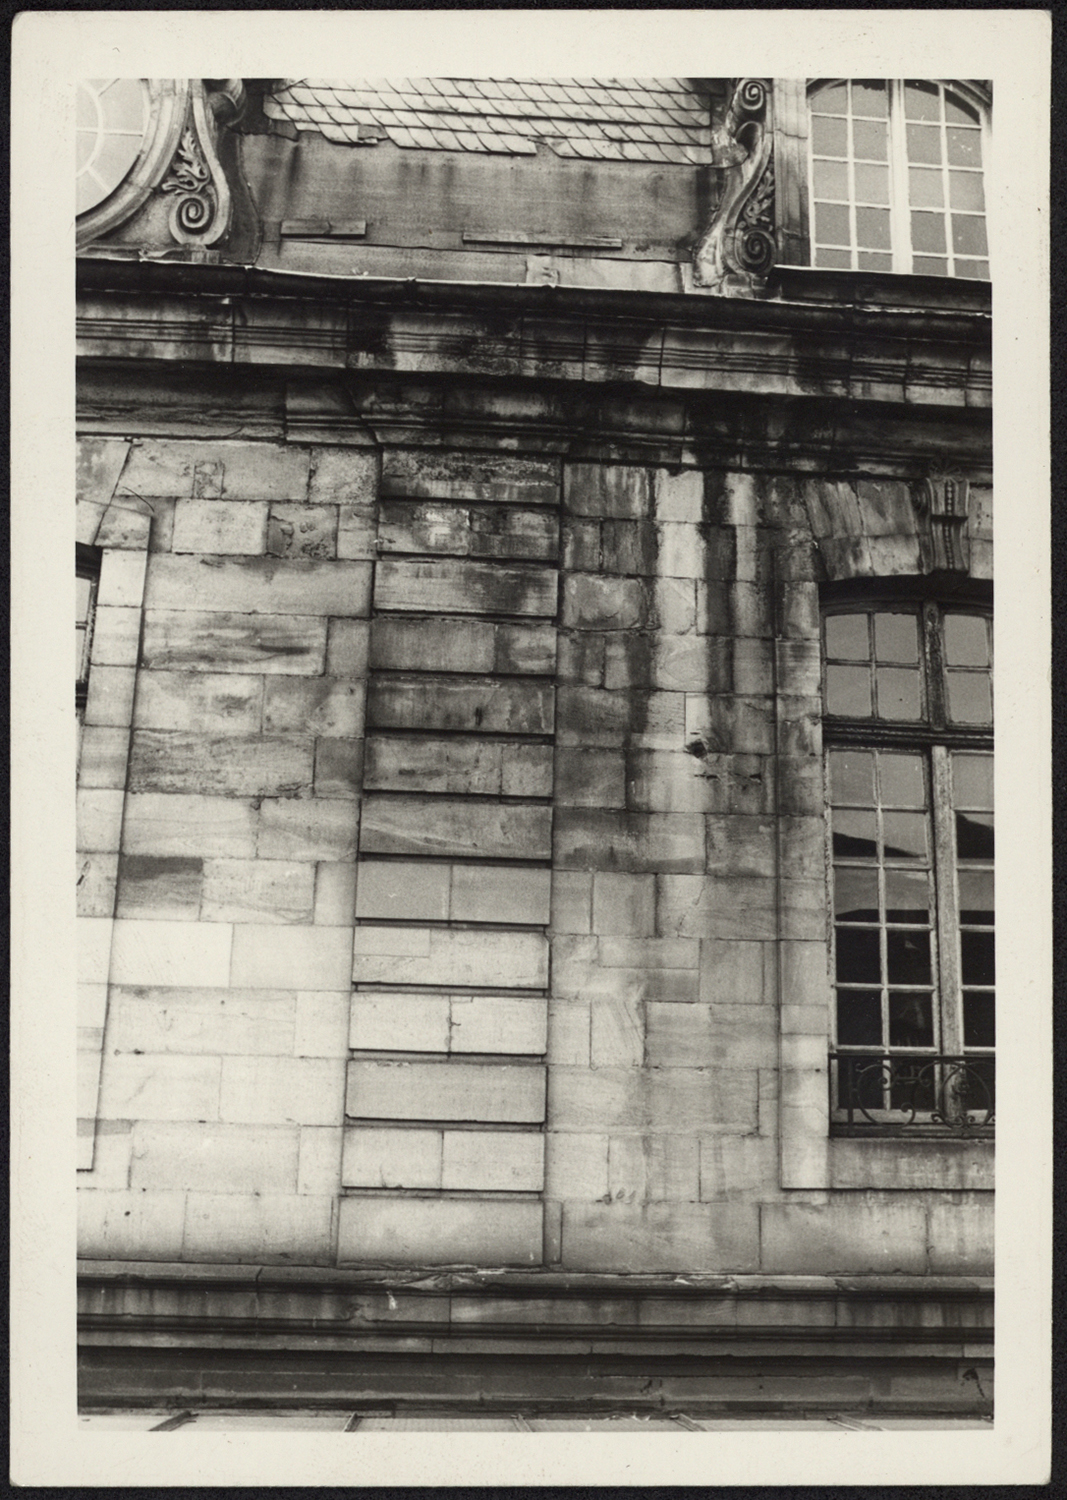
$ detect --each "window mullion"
[930,743,964,1054]
[888,80,911,273]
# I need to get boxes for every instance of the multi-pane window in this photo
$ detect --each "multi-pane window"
[76,547,100,753]
[809,80,989,279]
[823,600,993,1133]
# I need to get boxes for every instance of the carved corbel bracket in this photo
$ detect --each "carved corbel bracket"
[693,78,776,296]
[911,473,972,573]
[160,81,234,246]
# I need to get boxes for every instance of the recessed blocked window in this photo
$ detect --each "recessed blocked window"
[823,599,993,1132]
[809,80,989,279]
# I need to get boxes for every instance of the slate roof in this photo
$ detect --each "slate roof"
[264,79,712,164]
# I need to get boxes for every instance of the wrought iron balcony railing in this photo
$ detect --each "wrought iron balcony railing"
[829,1052,994,1137]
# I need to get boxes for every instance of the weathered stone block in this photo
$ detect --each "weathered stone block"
[200,858,315,925]
[98,550,148,608]
[77,788,125,853]
[257,799,360,861]
[564,463,650,518]
[694,938,772,1005]
[351,926,548,989]
[598,936,700,970]
[309,447,379,505]
[96,1051,222,1121]
[657,522,706,580]
[554,686,685,750]
[450,865,551,925]
[346,1059,546,1122]
[90,605,141,667]
[547,1001,591,1066]
[544,1131,609,1199]
[380,449,559,505]
[349,994,451,1053]
[549,1065,757,1133]
[121,792,258,858]
[144,556,371,617]
[128,732,313,798]
[359,796,552,861]
[267,504,338,561]
[337,1196,543,1266]
[314,738,364,800]
[133,671,263,735]
[592,872,655,937]
[629,750,775,816]
[342,1127,442,1188]
[367,675,553,734]
[653,467,704,522]
[296,1125,344,1194]
[380,501,558,561]
[78,1189,186,1262]
[442,1131,544,1191]
[550,871,592,934]
[370,615,495,674]
[182,1192,334,1264]
[84,665,137,727]
[494,622,558,675]
[760,1200,929,1275]
[590,996,644,1068]
[171,500,269,556]
[561,574,649,630]
[218,1054,345,1127]
[294,991,350,1056]
[229,925,354,991]
[554,747,625,808]
[656,873,778,941]
[355,860,451,922]
[561,1201,759,1273]
[685,694,775,756]
[130,1122,299,1193]
[116,853,201,920]
[337,503,377,561]
[374,559,557,617]
[648,1003,775,1069]
[925,1199,994,1274]
[363,735,503,795]
[142,610,328,675]
[77,436,130,506]
[557,630,606,685]
[699,1135,779,1202]
[119,439,311,501]
[449,995,548,1055]
[263,678,364,738]
[76,851,119,917]
[77,726,131,789]
[108,918,233,989]
[554,808,704,873]
[108,986,295,1056]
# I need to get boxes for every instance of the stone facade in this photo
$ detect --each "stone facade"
[75,77,993,1416]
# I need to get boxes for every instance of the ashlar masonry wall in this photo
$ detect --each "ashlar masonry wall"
[76,416,993,1279]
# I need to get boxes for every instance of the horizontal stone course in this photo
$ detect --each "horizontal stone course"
[107,986,296,1056]
[129,1122,300,1193]
[554,808,704,873]
[144,556,371,616]
[132,672,263,735]
[379,501,559,561]
[118,439,312,501]
[350,993,547,1055]
[341,1128,543,1192]
[171,500,269,556]
[346,1059,546,1123]
[337,1197,543,1267]
[351,925,548,989]
[355,861,550,925]
[128,732,313,797]
[363,736,552,798]
[367,675,554,735]
[141,610,328,675]
[263,678,365,737]
[380,449,559,505]
[374,558,558,618]
[359,796,552,861]
[561,1201,759,1273]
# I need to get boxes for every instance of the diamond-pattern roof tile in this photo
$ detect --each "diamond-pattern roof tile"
[264,78,711,164]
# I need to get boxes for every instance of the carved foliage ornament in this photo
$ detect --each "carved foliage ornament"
[694,78,776,294]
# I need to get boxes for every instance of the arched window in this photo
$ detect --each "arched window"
[808,80,989,278]
[823,595,994,1133]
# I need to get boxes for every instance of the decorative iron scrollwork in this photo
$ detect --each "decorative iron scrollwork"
[694,77,776,295]
[830,1052,994,1136]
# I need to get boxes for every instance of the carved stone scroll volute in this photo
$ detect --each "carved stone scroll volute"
[911,474,972,573]
[694,78,776,296]
[159,80,237,247]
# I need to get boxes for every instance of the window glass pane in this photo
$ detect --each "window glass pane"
[947,670,992,724]
[826,664,872,717]
[906,122,941,164]
[952,752,993,809]
[886,930,931,985]
[944,613,989,666]
[854,163,889,203]
[851,80,888,117]
[814,83,848,115]
[904,81,940,120]
[945,93,979,126]
[878,752,925,808]
[812,115,848,154]
[958,869,994,923]
[884,868,931,923]
[852,118,887,161]
[825,613,869,659]
[829,748,875,804]
[882,811,928,861]
[875,666,920,720]
[952,214,988,256]
[909,167,944,208]
[889,991,934,1047]
[946,126,981,167]
[963,992,995,1048]
[911,212,947,253]
[835,927,882,983]
[956,811,994,861]
[913,256,948,276]
[955,258,990,280]
[949,170,985,211]
[873,611,918,662]
[832,808,878,859]
[857,252,892,271]
[834,866,880,921]
[961,930,995,985]
[815,247,852,269]
[815,202,851,245]
[836,991,882,1046]
[855,207,891,249]
[814,158,849,198]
